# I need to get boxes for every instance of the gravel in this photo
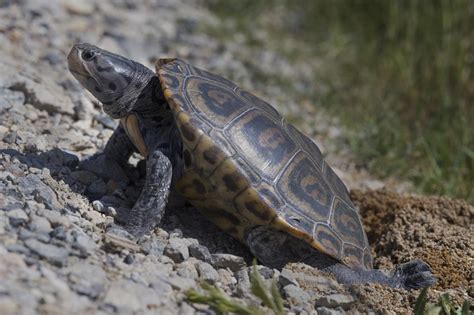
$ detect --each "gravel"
[67,262,107,299]
[211,253,247,272]
[196,261,220,284]
[315,294,356,310]
[283,284,312,306]
[6,208,29,226]
[0,0,470,314]
[188,243,213,264]
[24,239,69,267]
[102,279,160,312]
[164,237,190,263]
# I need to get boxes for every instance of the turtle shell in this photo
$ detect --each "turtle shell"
[156,58,372,271]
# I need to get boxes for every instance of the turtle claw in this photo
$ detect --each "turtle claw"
[114,207,155,239]
[393,259,436,290]
[104,223,141,252]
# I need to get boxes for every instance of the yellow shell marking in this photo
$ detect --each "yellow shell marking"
[120,114,148,157]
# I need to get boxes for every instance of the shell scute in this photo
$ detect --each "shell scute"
[342,243,365,270]
[238,89,281,121]
[324,165,352,205]
[184,77,249,129]
[190,65,237,89]
[159,59,370,270]
[158,58,189,76]
[313,223,343,261]
[276,151,334,221]
[226,109,297,181]
[278,206,316,239]
[330,197,366,248]
[287,124,323,169]
[233,188,275,224]
[192,136,227,176]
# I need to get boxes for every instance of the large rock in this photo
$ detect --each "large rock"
[24,239,69,267]
[7,208,29,227]
[196,261,219,284]
[211,253,246,272]
[0,60,74,115]
[103,279,162,312]
[188,243,213,264]
[315,294,355,310]
[67,262,107,299]
[283,284,311,306]
[17,174,59,210]
[0,88,25,111]
[164,237,190,263]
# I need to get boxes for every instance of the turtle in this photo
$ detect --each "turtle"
[67,43,435,289]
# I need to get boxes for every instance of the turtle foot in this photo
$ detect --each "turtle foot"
[392,259,436,290]
[114,209,153,239]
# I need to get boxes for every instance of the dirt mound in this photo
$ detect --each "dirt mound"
[351,189,473,309]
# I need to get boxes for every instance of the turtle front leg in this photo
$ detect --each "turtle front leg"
[115,149,173,237]
[103,124,136,166]
[80,125,135,182]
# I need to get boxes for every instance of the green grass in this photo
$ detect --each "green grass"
[186,261,284,315]
[205,0,474,204]
[414,287,471,315]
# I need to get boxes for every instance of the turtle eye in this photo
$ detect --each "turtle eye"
[81,50,96,61]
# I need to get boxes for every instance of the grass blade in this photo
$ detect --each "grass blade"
[460,301,470,315]
[250,263,275,310]
[249,260,285,315]
[270,281,285,315]
[186,282,263,315]
[414,287,428,315]
[439,293,451,314]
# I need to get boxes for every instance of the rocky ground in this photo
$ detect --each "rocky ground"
[0,1,472,314]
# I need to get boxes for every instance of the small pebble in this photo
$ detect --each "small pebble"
[124,253,135,265]
[92,200,104,212]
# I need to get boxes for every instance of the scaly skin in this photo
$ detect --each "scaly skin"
[80,125,135,183]
[68,43,435,289]
[117,149,172,236]
[246,225,435,289]
[68,43,182,237]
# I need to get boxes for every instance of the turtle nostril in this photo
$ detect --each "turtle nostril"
[81,50,96,61]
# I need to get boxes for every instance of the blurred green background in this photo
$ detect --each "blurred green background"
[206,0,474,204]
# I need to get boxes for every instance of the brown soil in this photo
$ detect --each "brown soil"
[350,189,473,313]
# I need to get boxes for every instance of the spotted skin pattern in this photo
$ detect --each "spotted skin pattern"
[157,59,371,271]
[69,44,436,289]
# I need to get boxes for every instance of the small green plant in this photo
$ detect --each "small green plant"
[186,260,285,315]
[414,288,471,315]
[249,263,285,315]
[186,282,262,315]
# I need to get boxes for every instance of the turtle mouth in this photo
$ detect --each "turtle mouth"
[67,44,93,79]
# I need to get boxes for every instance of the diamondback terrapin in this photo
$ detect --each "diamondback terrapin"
[68,43,435,289]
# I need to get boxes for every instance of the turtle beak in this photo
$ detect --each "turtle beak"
[67,44,91,78]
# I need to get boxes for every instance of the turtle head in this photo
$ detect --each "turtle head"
[68,43,156,118]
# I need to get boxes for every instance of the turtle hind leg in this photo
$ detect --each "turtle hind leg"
[245,226,376,284]
[322,260,435,290]
[246,225,342,270]
[246,225,295,268]
[246,226,435,290]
